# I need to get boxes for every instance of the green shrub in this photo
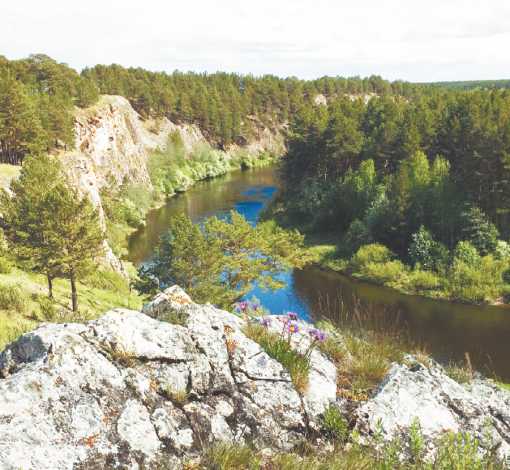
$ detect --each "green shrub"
[350,243,392,271]
[409,226,450,271]
[453,240,480,266]
[38,297,57,321]
[406,269,441,292]
[449,255,509,302]
[0,279,31,313]
[0,257,12,274]
[345,219,374,252]
[361,260,407,284]
[494,240,510,260]
[259,150,270,160]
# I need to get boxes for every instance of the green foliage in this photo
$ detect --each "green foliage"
[0,279,30,313]
[322,405,349,440]
[448,255,509,303]
[453,240,480,266]
[349,244,392,272]
[445,361,472,385]
[409,226,450,271]
[3,153,106,311]
[361,260,408,285]
[410,417,424,462]
[405,269,442,293]
[0,319,34,352]
[0,55,99,164]
[202,439,258,470]
[133,212,305,308]
[494,240,510,260]
[261,338,311,379]
[461,207,499,256]
[345,219,374,252]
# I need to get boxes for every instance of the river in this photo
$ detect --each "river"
[127,165,510,382]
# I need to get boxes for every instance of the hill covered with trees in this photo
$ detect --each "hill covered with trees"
[423,79,510,92]
[278,89,510,302]
[0,54,427,167]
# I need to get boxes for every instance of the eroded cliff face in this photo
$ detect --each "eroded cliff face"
[57,95,285,274]
[62,95,285,213]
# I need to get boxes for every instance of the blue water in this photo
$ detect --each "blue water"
[232,185,311,319]
[128,165,510,380]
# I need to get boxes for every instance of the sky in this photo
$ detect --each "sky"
[1,0,510,82]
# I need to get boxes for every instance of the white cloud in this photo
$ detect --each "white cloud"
[1,0,509,81]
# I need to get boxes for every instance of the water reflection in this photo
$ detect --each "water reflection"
[127,165,510,381]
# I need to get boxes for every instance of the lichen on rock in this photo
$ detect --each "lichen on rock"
[0,286,509,469]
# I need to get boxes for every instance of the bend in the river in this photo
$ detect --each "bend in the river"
[127,165,510,382]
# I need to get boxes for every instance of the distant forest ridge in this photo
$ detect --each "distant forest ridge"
[1,53,510,166]
[422,79,510,91]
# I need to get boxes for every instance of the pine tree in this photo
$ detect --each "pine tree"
[3,153,106,309]
[46,184,106,312]
[2,153,64,296]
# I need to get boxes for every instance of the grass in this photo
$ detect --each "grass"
[242,321,311,393]
[0,265,144,351]
[495,382,510,391]
[314,294,423,395]
[186,414,506,470]
[0,163,21,189]
[201,440,258,470]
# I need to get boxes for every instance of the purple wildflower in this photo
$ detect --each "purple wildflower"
[212,304,218,308]
[297,352,303,358]
[250,303,259,311]
[288,312,299,321]
[261,317,273,328]
[237,302,249,312]
[317,331,326,343]
[280,315,291,324]
[285,323,299,335]
[308,328,319,337]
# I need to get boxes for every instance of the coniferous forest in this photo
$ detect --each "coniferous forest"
[2,54,510,303]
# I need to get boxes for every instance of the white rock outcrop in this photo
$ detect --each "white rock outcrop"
[0,286,508,469]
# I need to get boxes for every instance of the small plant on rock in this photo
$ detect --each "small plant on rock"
[248,313,327,393]
[322,404,349,441]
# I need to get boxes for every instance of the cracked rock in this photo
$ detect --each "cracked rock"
[1,286,509,468]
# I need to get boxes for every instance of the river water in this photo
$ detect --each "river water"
[127,165,510,382]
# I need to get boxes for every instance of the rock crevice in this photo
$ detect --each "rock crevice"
[0,286,509,469]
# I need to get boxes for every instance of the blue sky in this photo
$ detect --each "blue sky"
[1,0,509,82]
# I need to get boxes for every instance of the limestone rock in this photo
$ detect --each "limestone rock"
[355,364,510,459]
[1,286,509,469]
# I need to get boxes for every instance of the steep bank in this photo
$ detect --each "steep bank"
[57,95,285,272]
[0,286,509,469]
[62,95,285,212]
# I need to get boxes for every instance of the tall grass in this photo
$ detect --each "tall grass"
[313,293,425,393]
[0,278,31,313]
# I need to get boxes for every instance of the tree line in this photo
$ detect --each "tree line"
[278,89,510,302]
[280,90,510,246]
[0,54,99,165]
[1,54,430,166]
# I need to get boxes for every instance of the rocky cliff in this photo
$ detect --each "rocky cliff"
[62,95,285,215]
[57,96,285,274]
[0,287,508,469]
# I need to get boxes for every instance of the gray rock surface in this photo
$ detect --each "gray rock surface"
[0,286,509,469]
[355,364,510,459]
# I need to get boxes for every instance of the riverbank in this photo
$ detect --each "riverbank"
[104,140,279,257]
[260,198,510,306]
